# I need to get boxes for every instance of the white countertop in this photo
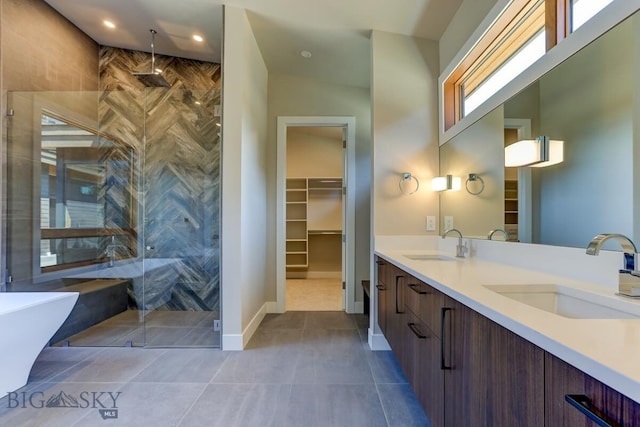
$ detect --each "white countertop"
[375,240,640,404]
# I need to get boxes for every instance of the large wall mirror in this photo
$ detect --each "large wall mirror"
[440,10,639,248]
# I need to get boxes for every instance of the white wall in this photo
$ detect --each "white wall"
[267,73,371,304]
[222,6,269,349]
[371,31,440,236]
[286,127,343,178]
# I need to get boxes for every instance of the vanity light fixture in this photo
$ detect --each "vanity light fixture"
[399,172,420,195]
[505,136,564,167]
[431,175,461,192]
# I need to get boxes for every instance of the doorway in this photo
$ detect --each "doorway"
[276,117,356,313]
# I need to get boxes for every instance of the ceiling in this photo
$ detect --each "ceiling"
[43,0,463,88]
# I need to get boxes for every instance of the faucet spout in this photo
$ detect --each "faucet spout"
[586,233,637,269]
[488,229,509,241]
[586,233,640,298]
[442,228,467,258]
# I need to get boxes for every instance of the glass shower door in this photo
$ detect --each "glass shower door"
[139,88,221,347]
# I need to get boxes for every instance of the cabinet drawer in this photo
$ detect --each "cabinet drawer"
[405,275,426,316]
[419,281,445,337]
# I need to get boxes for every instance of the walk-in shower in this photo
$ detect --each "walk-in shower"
[4,48,221,348]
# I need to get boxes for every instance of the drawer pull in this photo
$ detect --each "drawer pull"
[376,284,386,290]
[440,307,452,370]
[395,275,405,314]
[408,323,426,339]
[408,283,427,295]
[564,395,616,427]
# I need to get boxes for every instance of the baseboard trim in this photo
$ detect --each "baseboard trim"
[265,301,278,313]
[221,303,268,351]
[368,329,391,351]
[353,301,364,314]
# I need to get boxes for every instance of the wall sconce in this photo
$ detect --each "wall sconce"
[431,175,461,192]
[465,173,485,195]
[399,172,420,195]
[505,136,564,167]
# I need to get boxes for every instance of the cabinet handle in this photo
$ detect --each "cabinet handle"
[376,284,386,290]
[440,307,452,370]
[408,283,427,295]
[395,275,405,314]
[407,322,427,339]
[564,395,616,427]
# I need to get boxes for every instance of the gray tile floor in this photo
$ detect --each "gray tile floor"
[56,309,220,347]
[0,312,429,427]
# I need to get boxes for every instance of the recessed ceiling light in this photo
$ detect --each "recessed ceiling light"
[103,20,116,29]
[300,50,312,58]
[193,34,204,43]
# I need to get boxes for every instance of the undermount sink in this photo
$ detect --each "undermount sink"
[403,254,455,261]
[484,284,640,319]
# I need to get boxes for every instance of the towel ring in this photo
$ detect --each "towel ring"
[466,173,485,195]
[399,173,420,195]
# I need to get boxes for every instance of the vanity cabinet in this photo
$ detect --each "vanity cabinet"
[443,296,545,426]
[545,352,640,426]
[375,257,640,426]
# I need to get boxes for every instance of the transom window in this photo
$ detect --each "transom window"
[444,0,616,130]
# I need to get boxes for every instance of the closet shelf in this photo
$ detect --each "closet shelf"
[308,230,341,235]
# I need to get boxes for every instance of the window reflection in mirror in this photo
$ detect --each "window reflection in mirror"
[40,113,136,271]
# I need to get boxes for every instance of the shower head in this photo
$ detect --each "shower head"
[133,72,171,88]
[133,29,171,88]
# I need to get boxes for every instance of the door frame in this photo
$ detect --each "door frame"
[504,118,532,243]
[276,116,356,313]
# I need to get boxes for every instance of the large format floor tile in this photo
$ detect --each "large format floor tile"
[0,311,427,426]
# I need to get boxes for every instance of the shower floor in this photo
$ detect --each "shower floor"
[55,309,220,348]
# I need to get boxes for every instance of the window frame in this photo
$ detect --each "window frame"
[440,0,634,144]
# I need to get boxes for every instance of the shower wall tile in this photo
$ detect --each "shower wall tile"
[2,0,99,92]
[99,47,221,312]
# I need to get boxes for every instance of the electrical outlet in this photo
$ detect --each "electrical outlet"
[426,216,436,231]
[444,216,454,230]
[213,320,221,331]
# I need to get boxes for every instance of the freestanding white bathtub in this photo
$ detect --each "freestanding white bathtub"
[0,292,78,396]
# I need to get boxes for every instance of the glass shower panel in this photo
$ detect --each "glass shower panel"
[4,89,220,348]
[139,88,220,347]
[5,91,142,347]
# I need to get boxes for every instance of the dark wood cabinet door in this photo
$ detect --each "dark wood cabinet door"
[409,314,444,427]
[388,266,408,371]
[375,257,388,334]
[443,297,545,427]
[545,352,640,427]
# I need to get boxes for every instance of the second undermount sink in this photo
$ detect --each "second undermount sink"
[403,254,455,261]
[484,284,640,319]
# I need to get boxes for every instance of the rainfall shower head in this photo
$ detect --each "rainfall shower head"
[133,29,171,88]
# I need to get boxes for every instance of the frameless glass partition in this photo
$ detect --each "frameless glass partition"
[5,89,220,348]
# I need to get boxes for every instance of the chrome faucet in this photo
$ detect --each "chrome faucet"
[586,233,640,298]
[488,229,509,241]
[442,228,467,258]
